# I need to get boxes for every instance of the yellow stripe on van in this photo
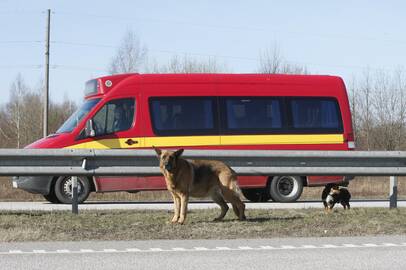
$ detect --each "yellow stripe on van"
[220,134,344,145]
[66,137,144,149]
[66,134,343,149]
[144,136,220,147]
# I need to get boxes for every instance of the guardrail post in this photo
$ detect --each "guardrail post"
[71,176,79,214]
[389,176,398,209]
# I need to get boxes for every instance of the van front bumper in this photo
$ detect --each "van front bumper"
[12,176,54,195]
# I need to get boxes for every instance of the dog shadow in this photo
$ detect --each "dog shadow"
[207,215,304,223]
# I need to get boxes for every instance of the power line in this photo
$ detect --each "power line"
[0,65,42,69]
[0,9,43,15]
[54,11,406,46]
[0,40,42,44]
[51,41,115,48]
[50,40,404,73]
[51,65,108,72]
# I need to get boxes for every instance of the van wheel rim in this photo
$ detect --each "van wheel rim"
[277,176,297,197]
[62,177,82,198]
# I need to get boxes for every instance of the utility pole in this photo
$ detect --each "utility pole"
[43,9,51,138]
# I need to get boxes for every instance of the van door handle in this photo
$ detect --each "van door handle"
[125,139,138,146]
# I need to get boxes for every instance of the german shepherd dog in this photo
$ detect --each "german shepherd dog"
[154,147,246,224]
[322,184,351,211]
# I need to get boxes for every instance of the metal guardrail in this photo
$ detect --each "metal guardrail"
[0,149,403,213]
[1,149,406,176]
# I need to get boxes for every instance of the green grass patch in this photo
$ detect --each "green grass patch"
[1,208,406,242]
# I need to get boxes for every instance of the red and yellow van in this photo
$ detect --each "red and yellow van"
[13,73,355,203]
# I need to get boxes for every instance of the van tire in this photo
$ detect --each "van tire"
[54,176,91,204]
[43,192,61,204]
[268,176,303,202]
[241,188,271,202]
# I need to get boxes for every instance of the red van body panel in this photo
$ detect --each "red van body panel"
[24,73,354,193]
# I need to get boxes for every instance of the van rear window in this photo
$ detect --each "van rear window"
[290,98,342,132]
[149,97,218,136]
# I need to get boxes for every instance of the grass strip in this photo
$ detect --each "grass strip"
[1,208,406,242]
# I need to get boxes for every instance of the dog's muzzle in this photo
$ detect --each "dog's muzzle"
[164,163,173,171]
[325,195,335,205]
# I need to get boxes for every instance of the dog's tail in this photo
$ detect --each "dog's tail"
[229,170,244,198]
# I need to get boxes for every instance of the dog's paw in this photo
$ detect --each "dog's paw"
[177,220,185,225]
[170,216,179,223]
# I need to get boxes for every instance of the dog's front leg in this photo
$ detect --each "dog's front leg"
[177,194,189,224]
[171,193,181,223]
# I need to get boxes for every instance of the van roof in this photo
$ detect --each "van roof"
[98,73,343,85]
[89,73,346,99]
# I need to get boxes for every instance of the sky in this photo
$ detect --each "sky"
[1,0,406,105]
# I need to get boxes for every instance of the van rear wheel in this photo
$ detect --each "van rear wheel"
[54,176,91,204]
[268,176,303,202]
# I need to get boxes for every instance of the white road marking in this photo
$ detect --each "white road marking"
[172,248,186,251]
[0,242,405,256]
[363,243,378,247]
[8,250,22,254]
[323,244,338,248]
[302,245,317,249]
[194,247,209,251]
[343,244,359,247]
[103,249,118,252]
[150,248,163,252]
[126,248,141,252]
[238,246,253,250]
[259,246,275,249]
[56,250,70,253]
[80,249,94,253]
[281,245,296,249]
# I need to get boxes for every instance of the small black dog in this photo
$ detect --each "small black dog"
[322,184,351,211]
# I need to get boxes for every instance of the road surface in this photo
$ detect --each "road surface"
[1,236,406,270]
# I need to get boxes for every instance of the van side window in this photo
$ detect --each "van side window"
[290,98,342,131]
[92,98,135,136]
[222,97,283,134]
[149,97,217,136]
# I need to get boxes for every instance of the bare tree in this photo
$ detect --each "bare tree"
[355,70,373,150]
[147,54,228,73]
[350,68,406,151]
[0,74,78,148]
[49,96,77,134]
[258,46,308,75]
[6,74,28,148]
[109,30,147,74]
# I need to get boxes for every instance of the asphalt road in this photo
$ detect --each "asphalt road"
[0,199,404,211]
[1,236,406,270]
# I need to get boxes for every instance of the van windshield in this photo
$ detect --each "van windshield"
[56,98,101,133]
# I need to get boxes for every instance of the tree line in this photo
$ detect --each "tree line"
[1,30,405,151]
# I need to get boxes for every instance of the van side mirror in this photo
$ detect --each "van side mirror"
[85,119,96,137]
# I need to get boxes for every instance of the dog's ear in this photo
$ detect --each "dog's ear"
[153,146,162,157]
[174,148,184,158]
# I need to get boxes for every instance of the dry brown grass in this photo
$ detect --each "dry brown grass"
[1,176,405,202]
[1,208,406,242]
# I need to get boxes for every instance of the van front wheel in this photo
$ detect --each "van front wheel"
[241,188,271,202]
[54,176,91,204]
[268,176,303,202]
